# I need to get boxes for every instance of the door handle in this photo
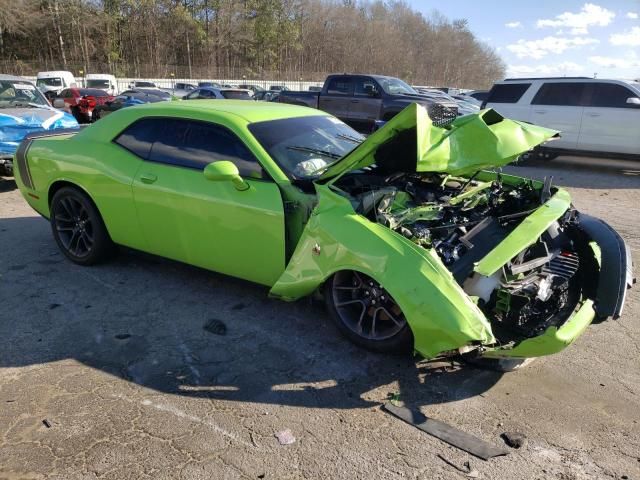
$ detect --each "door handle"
[587,112,601,117]
[139,173,157,184]
[534,110,546,114]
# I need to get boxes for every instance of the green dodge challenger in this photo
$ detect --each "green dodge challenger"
[14,100,634,360]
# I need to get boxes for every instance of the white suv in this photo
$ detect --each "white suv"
[483,77,640,158]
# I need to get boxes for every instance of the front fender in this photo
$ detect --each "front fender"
[270,184,495,358]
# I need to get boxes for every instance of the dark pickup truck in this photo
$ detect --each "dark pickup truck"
[278,74,458,132]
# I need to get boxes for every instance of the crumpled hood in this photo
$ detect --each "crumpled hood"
[320,103,558,181]
[0,107,78,157]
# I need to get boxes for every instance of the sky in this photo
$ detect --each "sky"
[406,0,640,79]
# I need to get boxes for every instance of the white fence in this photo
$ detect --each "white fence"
[22,76,324,93]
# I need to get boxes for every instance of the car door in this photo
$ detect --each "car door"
[115,117,287,286]
[529,82,587,150]
[578,82,640,154]
[350,77,383,132]
[318,76,354,124]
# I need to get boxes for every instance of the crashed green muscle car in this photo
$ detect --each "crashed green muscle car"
[14,100,634,361]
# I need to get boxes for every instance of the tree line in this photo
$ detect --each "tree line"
[0,0,505,88]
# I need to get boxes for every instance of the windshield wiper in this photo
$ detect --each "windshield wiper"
[336,133,364,144]
[286,145,342,159]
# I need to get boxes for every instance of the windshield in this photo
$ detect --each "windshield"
[37,78,63,88]
[0,80,50,107]
[378,77,417,95]
[87,79,110,89]
[78,88,110,97]
[249,116,364,179]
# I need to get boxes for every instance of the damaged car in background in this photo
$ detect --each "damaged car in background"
[0,74,78,176]
[13,100,634,364]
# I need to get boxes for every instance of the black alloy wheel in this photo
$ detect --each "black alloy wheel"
[50,187,113,265]
[325,270,413,353]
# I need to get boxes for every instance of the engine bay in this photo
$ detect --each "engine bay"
[335,171,588,343]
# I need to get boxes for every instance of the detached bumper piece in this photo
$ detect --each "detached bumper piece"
[383,403,510,460]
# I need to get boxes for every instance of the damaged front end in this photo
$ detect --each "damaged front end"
[271,104,634,360]
[339,168,632,358]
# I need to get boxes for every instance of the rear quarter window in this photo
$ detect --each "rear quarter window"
[485,83,531,103]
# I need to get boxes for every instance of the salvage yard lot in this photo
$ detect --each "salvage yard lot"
[1,156,639,480]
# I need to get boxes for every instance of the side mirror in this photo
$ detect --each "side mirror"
[626,97,640,106]
[52,98,65,109]
[203,161,249,191]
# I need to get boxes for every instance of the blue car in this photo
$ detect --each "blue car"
[182,86,253,100]
[0,74,78,176]
[92,89,172,121]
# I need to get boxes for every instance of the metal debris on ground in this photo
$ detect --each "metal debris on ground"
[501,431,527,449]
[275,429,296,445]
[383,403,509,460]
[388,392,402,407]
[42,419,51,428]
[203,318,227,335]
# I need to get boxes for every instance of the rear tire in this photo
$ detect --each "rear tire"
[324,271,413,354]
[50,187,114,266]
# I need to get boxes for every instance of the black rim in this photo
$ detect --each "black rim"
[331,271,406,340]
[53,195,94,258]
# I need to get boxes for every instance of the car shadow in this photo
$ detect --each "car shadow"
[0,215,504,412]
[0,177,16,192]
[504,155,640,190]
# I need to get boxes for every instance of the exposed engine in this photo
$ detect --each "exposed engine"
[337,171,586,341]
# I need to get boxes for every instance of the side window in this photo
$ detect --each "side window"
[531,83,586,106]
[199,90,215,99]
[354,78,379,97]
[185,90,200,99]
[485,83,531,103]
[326,77,354,96]
[61,89,72,98]
[148,119,265,178]
[113,118,161,159]
[589,83,638,108]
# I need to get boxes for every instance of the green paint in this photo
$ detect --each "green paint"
[14,101,615,361]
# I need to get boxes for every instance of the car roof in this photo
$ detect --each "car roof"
[132,99,326,123]
[0,74,32,82]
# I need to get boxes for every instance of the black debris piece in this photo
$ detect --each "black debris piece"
[383,403,510,460]
[231,303,246,311]
[42,419,51,428]
[501,431,527,449]
[204,318,227,336]
[49,303,61,310]
[114,333,131,340]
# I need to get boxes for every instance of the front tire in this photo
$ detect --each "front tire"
[50,187,113,265]
[324,270,413,354]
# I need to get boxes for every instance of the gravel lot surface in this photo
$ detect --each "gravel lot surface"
[1,155,639,479]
